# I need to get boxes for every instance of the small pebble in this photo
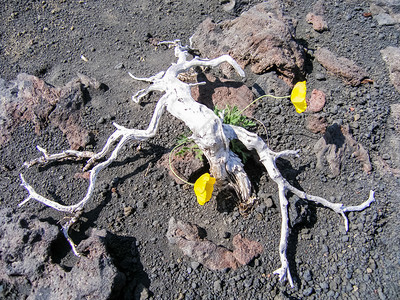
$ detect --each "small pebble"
[320,282,329,290]
[223,231,231,239]
[256,203,266,214]
[97,117,106,124]
[303,287,314,296]
[114,62,124,70]
[265,197,274,208]
[123,206,133,217]
[191,261,200,270]
[315,72,326,81]
[330,106,339,115]
[214,280,222,292]
[244,279,253,288]
[137,201,146,209]
[303,269,313,282]
[271,107,281,114]
[321,244,329,253]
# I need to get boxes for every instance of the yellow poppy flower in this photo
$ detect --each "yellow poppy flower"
[194,173,216,205]
[290,81,307,113]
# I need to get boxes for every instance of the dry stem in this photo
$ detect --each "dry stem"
[19,40,375,286]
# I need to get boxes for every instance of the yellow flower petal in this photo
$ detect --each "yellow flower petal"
[194,173,216,205]
[290,81,307,113]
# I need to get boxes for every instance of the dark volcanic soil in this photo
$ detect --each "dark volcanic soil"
[1,0,399,299]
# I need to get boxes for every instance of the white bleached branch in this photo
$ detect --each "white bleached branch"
[19,40,375,286]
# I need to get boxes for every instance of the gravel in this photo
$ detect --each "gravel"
[0,0,399,299]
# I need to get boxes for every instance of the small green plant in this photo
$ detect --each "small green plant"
[174,134,204,161]
[173,106,256,163]
[214,105,256,129]
[230,139,252,163]
[214,105,256,162]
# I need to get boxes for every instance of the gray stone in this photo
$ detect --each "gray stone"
[370,0,400,25]
[374,13,397,25]
[381,47,400,93]
[191,261,200,270]
[288,196,312,227]
[375,103,400,175]
[213,280,222,292]
[315,72,326,81]
[320,281,329,290]
[253,72,291,98]
[0,208,125,299]
[314,124,372,177]
[271,106,281,114]
[303,269,313,282]
[244,278,253,288]
[265,197,274,209]
[135,283,150,300]
[303,287,314,296]
[0,208,59,284]
[114,62,124,70]
[255,203,266,214]
[221,0,236,12]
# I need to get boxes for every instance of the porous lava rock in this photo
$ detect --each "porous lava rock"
[166,217,263,270]
[306,13,329,32]
[190,1,305,83]
[0,73,101,149]
[315,48,369,86]
[370,0,400,26]
[191,72,255,117]
[0,208,125,299]
[314,124,372,177]
[306,114,328,134]
[381,46,400,93]
[306,0,329,32]
[307,89,326,113]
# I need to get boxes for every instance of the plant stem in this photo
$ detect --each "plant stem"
[168,140,195,186]
[238,94,290,115]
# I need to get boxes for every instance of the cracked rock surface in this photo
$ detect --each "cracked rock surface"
[0,209,127,299]
[0,73,100,149]
[190,2,306,83]
[166,218,263,270]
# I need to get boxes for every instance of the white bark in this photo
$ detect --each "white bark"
[19,40,375,286]
[224,124,375,287]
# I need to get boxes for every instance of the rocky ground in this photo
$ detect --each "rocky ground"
[0,0,399,299]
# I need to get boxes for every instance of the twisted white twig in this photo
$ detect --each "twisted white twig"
[19,41,375,286]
